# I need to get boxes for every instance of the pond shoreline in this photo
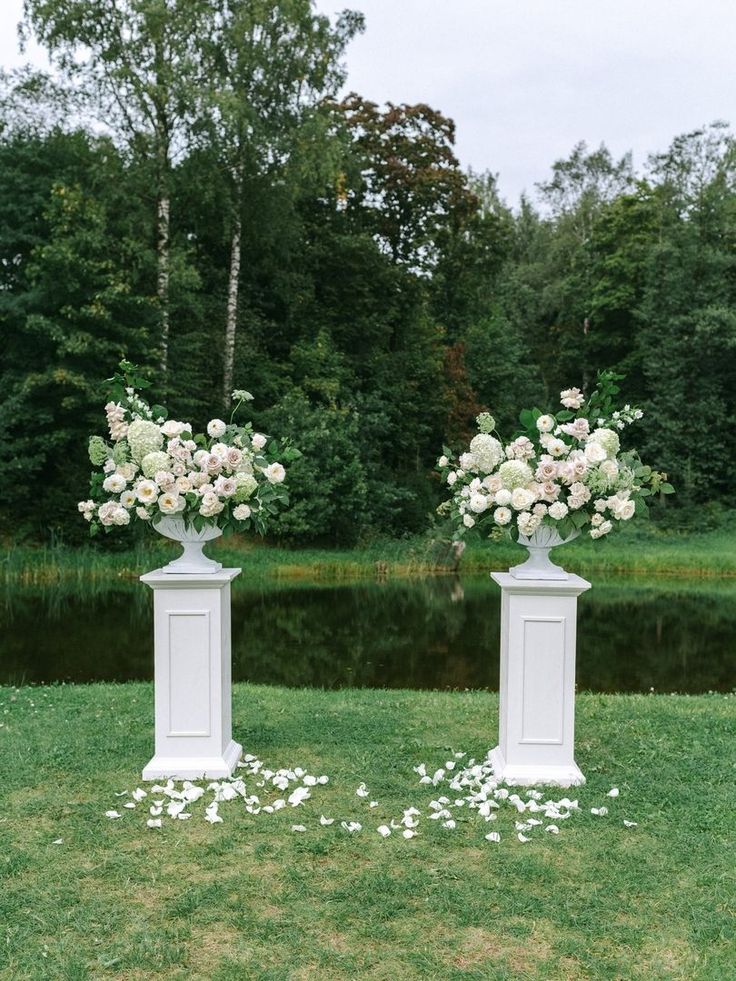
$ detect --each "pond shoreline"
[2,523,736,585]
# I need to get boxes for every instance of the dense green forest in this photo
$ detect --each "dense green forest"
[1,1,735,545]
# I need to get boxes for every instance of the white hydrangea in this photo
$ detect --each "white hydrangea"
[588,427,620,458]
[469,433,504,474]
[141,451,171,479]
[127,419,164,463]
[498,460,533,489]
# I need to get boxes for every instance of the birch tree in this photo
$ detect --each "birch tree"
[197,0,362,406]
[22,0,209,380]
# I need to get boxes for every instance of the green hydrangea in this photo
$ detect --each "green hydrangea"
[476,412,496,434]
[141,451,171,478]
[112,440,130,465]
[127,419,164,463]
[88,436,111,466]
[235,473,258,500]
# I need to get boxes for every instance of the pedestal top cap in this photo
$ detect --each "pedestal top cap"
[140,567,241,587]
[491,571,591,594]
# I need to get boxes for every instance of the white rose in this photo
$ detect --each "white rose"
[207,419,227,438]
[447,471,458,487]
[252,433,267,451]
[511,487,535,511]
[77,499,95,513]
[112,507,130,526]
[548,501,569,520]
[533,502,548,517]
[438,455,449,468]
[233,504,251,521]
[97,501,118,526]
[120,491,136,509]
[214,476,238,498]
[154,470,175,491]
[462,513,475,528]
[226,447,243,470]
[517,511,541,537]
[136,506,151,520]
[495,489,512,506]
[536,414,555,433]
[264,462,286,484]
[161,420,188,438]
[158,492,181,514]
[483,475,503,493]
[560,387,585,409]
[493,507,512,526]
[600,459,619,482]
[175,476,192,493]
[469,492,489,513]
[618,500,635,520]
[585,441,607,464]
[459,452,476,471]
[547,437,568,458]
[135,479,159,504]
[103,473,126,494]
[193,449,210,469]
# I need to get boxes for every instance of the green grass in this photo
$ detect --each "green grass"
[1,684,734,979]
[3,520,736,587]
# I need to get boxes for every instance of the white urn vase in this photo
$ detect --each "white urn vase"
[509,525,579,581]
[154,515,223,574]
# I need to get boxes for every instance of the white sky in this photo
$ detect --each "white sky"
[2,0,734,204]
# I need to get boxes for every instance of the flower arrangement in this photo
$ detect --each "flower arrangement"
[437,370,673,543]
[78,361,296,536]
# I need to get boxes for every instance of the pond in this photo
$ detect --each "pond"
[1,575,735,693]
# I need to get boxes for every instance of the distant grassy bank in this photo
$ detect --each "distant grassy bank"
[2,521,735,586]
[1,683,734,979]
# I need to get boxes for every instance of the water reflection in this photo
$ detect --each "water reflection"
[1,576,734,693]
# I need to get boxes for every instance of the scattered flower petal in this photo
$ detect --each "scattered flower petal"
[485,831,501,843]
[146,818,162,829]
[291,824,306,833]
[623,820,638,828]
[377,825,391,838]
[104,811,121,819]
[319,815,335,826]
[607,788,620,798]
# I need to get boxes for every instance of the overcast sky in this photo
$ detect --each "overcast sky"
[2,0,734,204]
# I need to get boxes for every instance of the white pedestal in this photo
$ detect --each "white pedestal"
[490,572,591,787]
[140,567,242,780]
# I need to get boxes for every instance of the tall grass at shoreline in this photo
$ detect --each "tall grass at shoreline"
[2,522,735,586]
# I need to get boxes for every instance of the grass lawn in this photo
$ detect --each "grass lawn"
[1,684,734,980]
[4,520,736,587]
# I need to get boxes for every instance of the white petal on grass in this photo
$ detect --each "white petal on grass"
[623,820,638,828]
[113,791,128,798]
[317,775,329,785]
[485,832,501,843]
[545,825,560,834]
[149,806,163,817]
[591,807,609,817]
[291,824,307,833]
[52,838,63,845]
[288,787,310,807]
[104,811,121,819]
[402,829,417,839]
[123,802,136,810]
[146,818,162,829]
[607,788,620,798]
[377,825,391,838]
[132,788,147,802]
[442,819,457,830]
[340,821,362,833]
[413,763,427,777]
[369,801,378,808]
[319,816,335,826]
[517,833,530,843]
[355,783,369,798]
[302,775,318,786]
[177,813,191,820]
[204,811,223,824]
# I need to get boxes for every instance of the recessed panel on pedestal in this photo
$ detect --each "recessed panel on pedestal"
[167,610,211,737]
[520,616,565,745]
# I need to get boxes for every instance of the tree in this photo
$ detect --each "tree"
[22,0,210,378]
